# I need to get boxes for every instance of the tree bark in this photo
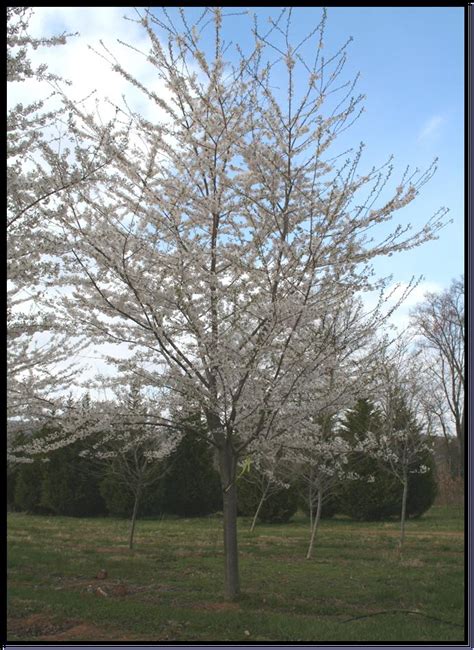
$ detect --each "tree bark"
[218,444,240,600]
[458,408,464,479]
[306,488,322,560]
[399,476,408,556]
[128,487,141,550]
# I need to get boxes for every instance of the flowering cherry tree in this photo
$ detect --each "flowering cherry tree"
[358,345,434,555]
[289,422,354,560]
[7,8,123,436]
[80,382,180,550]
[239,439,290,533]
[7,7,74,431]
[39,8,448,599]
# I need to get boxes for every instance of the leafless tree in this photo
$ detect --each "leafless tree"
[410,278,464,477]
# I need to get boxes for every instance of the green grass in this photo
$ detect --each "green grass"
[7,505,465,642]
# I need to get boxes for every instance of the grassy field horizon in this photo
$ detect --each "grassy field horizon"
[7,505,465,642]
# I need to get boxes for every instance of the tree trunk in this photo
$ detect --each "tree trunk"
[218,444,240,600]
[128,487,141,550]
[306,488,323,560]
[458,408,464,479]
[399,476,408,556]
[250,480,270,532]
[309,483,313,531]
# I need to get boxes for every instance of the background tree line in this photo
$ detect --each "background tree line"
[8,394,437,526]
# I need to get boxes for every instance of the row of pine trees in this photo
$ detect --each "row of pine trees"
[8,399,437,522]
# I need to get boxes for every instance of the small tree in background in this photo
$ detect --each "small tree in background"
[361,348,435,555]
[256,484,299,524]
[78,383,181,549]
[237,441,290,532]
[337,398,400,521]
[237,466,299,527]
[298,490,339,521]
[287,413,354,560]
[99,453,165,520]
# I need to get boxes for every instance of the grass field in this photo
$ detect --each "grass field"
[7,505,465,642]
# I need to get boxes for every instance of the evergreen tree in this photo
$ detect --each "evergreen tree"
[237,467,299,525]
[12,427,53,514]
[406,448,438,518]
[14,458,49,513]
[338,399,401,520]
[7,463,18,511]
[39,395,107,517]
[159,414,221,517]
[40,438,107,517]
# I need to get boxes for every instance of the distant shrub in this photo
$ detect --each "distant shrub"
[40,439,108,517]
[11,429,52,514]
[258,484,299,523]
[298,488,340,520]
[14,458,50,514]
[159,416,221,517]
[7,463,19,511]
[337,454,402,521]
[405,449,438,518]
[238,473,298,524]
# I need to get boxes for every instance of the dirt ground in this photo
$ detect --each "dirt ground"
[8,612,145,641]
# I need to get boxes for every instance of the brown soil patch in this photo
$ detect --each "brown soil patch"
[9,614,142,642]
[41,623,139,641]
[49,575,152,599]
[96,546,132,553]
[339,528,464,539]
[8,613,70,639]
[190,601,240,612]
[41,622,115,641]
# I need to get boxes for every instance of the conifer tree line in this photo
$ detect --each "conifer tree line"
[8,404,221,520]
[8,394,437,526]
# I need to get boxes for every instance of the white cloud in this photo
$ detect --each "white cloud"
[8,8,169,400]
[9,7,170,124]
[363,280,445,334]
[417,115,444,143]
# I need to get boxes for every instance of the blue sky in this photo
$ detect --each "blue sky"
[197,6,464,290]
[8,6,464,394]
[319,6,464,288]
[25,6,463,292]
[13,6,464,343]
